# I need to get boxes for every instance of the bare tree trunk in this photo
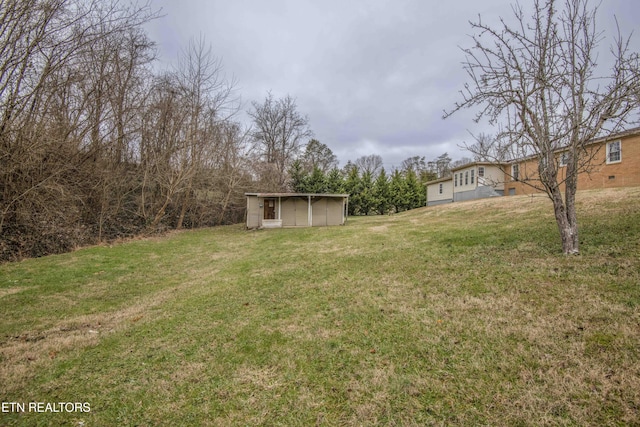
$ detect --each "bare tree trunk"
[150,194,171,229]
[564,151,580,254]
[175,179,192,229]
[550,189,578,255]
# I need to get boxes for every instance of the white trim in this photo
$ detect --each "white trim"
[606,140,622,164]
[511,164,519,181]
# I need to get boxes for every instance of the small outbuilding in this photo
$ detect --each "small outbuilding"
[245,193,349,229]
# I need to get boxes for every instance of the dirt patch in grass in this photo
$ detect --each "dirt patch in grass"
[0,287,177,394]
[0,287,26,298]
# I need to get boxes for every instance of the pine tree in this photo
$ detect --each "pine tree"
[306,166,328,193]
[326,168,344,193]
[373,168,391,214]
[288,159,308,192]
[343,166,361,216]
[358,170,375,215]
[389,169,409,213]
[405,169,425,209]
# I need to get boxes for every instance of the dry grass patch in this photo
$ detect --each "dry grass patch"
[0,286,178,395]
[1,189,639,426]
[0,287,25,298]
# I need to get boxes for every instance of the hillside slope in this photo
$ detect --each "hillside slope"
[1,187,639,426]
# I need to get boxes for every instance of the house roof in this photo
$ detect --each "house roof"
[424,176,452,186]
[245,193,349,198]
[425,162,505,186]
[585,126,640,146]
[506,126,640,165]
[451,161,506,172]
[425,127,640,181]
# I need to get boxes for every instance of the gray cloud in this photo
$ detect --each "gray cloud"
[146,0,639,170]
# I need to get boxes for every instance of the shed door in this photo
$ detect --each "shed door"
[264,198,276,219]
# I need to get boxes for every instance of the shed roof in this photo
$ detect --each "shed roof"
[245,193,349,198]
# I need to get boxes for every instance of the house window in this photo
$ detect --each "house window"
[606,140,621,164]
[455,174,458,187]
[511,164,519,181]
[465,171,469,185]
[540,155,548,171]
[439,183,443,194]
[478,166,485,178]
[559,152,569,167]
[471,169,475,184]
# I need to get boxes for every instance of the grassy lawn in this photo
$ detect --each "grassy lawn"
[1,187,639,426]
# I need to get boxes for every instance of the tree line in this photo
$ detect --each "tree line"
[0,0,459,262]
[289,151,459,215]
[0,0,252,261]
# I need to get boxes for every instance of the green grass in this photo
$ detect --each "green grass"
[1,187,639,426]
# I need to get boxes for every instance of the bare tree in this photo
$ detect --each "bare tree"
[209,121,252,224]
[354,154,383,178]
[467,133,514,162]
[400,155,437,182]
[173,36,237,229]
[0,1,256,261]
[0,0,159,258]
[248,92,312,190]
[301,139,338,173]
[444,0,640,254]
[139,73,191,229]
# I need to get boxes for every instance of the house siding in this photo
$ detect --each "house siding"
[426,179,453,206]
[479,165,506,190]
[505,132,640,195]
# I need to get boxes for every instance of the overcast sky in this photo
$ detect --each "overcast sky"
[144,0,639,171]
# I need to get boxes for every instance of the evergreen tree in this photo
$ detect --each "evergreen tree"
[405,169,425,209]
[288,159,308,192]
[343,166,361,216]
[373,167,391,215]
[326,168,344,193]
[389,169,409,213]
[358,170,375,215]
[306,166,328,193]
